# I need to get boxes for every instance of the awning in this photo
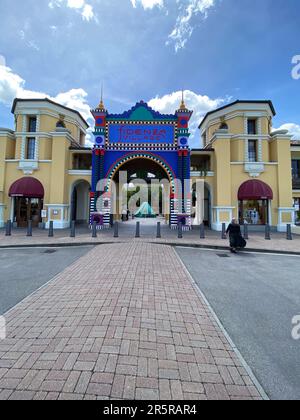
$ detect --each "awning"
[9,177,44,199]
[238,180,273,201]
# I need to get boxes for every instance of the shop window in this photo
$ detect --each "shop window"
[26,137,36,160]
[239,200,269,225]
[248,140,257,162]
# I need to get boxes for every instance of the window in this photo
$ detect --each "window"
[26,138,36,160]
[28,117,37,133]
[239,200,269,225]
[247,119,257,135]
[292,160,300,179]
[248,140,257,162]
[294,198,300,225]
[219,122,228,130]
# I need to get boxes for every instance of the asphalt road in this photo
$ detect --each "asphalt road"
[176,247,300,401]
[0,246,93,315]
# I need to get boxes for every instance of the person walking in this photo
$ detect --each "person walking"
[225,218,246,253]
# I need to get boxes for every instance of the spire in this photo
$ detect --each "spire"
[180,89,186,110]
[97,83,105,110]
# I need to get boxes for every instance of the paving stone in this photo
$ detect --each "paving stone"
[0,243,263,401]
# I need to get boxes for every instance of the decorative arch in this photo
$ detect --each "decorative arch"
[105,152,177,193]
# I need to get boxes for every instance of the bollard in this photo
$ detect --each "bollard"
[135,221,140,238]
[200,223,205,239]
[243,224,249,240]
[48,221,54,238]
[5,220,12,237]
[114,222,119,238]
[178,222,183,239]
[92,221,97,238]
[70,221,76,238]
[265,224,271,240]
[156,222,161,239]
[27,220,32,237]
[287,224,293,241]
[222,223,227,240]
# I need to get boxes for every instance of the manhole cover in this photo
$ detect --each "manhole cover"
[43,249,57,254]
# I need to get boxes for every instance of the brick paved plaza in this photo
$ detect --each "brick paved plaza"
[1,221,300,254]
[0,243,264,400]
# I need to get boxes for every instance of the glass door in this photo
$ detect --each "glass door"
[16,197,30,227]
[16,198,42,227]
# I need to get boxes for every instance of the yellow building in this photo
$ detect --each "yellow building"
[0,97,298,232]
[0,98,91,229]
[197,100,296,231]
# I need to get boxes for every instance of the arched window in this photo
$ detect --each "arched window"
[219,122,228,130]
[56,120,66,128]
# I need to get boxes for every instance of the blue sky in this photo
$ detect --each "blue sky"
[0,0,299,147]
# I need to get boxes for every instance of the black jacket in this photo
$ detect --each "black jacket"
[226,223,241,236]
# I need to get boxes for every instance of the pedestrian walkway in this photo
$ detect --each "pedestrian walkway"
[0,243,264,400]
[1,224,300,254]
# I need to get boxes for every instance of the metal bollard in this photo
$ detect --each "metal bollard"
[287,224,293,241]
[5,220,12,237]
[156,222,161,239]
[243,224,249,240]
[27,220,32,237]
[200,223,205,239]
[48,221,54,238]
[92,221,97,238]
[135,222,140,238]
[178,222,183,239]
[222,223,227,239]
[70,221,76,238]
[265,224,271,240]
[114,222,119,238]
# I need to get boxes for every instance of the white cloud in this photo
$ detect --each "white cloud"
[129,0,217,52]
[277,123,300,140]
[48,0,95,21]
[0,61,93,146]
[130,0,164,9]
[167,0,217,52]
[0,55,6,66]
[148,89,225,146]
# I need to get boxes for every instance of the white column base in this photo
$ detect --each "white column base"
[212,207,234,232]
[45,204,70,230]
[277,208,295,232]
[211,222,224,232]
[277,224,296,233]
[0,204,5,228]
[46,221,70,229]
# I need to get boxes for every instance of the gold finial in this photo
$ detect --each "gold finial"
[98,84,105,109]
[180,89,186,110]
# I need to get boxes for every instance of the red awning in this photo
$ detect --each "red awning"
[238,180,273,201]
[9,177,44,199]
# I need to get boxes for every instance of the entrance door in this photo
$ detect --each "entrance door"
[16,197,42,227]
